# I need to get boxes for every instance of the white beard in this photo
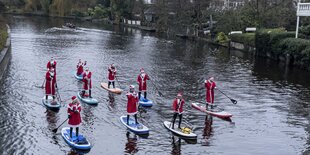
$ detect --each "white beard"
[50,72,54,76]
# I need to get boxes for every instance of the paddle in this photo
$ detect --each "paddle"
[52,118,69,133]
[146,73,163,97]
[56,86,62,103]
[217,88,237,104]
[115,76,122,89]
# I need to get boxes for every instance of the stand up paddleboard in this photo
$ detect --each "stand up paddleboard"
[119,116,149,134]
[100,82,122,94]
[73,71,83,81]
[61,127,91,150]
[191,102,232,119]
[42,96,61,110]
[139,96,153,107]
[77,92,98,105]
[163,121,197,139]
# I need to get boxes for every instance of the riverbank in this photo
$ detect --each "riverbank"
[0,23,11,80]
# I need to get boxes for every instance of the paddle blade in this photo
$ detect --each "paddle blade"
[52,128,58,133]
[231,99,237,104]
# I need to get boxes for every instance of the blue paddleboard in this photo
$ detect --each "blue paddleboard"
[42,96,61,110]
[77,92,98,105]
[61,127,91,150]
[139,96,153,107]
[119,116,149,134]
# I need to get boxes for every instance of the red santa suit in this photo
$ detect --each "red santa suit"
[83,71,92,90]
[172,98,185,114]
[205,80,216,104]
[126,92,139,115]
[47,60,57,73]
[45,70,56,96]
[108,67,116,82]
[76,61,86,75]
[67,99,82,127]
[137,73,150,92]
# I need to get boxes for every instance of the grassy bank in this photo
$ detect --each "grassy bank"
[0,23,8,51]
[230,33,255,47]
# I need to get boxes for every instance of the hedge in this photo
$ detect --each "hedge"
[0,23,7,51]
[229,33,255,47]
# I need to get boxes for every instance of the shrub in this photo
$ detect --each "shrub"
[230,33,255,47]
[216,32,229,44]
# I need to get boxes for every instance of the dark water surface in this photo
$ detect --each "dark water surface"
[0,15,310,155]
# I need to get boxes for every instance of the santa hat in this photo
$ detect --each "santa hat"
[72,96,77,102]
[177,92,182,97]
[129,85,135,89]
[208,77,214,81]
[85,67,89,71]
[140,68,145,73]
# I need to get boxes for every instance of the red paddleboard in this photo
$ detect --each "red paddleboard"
[191,102,232,119]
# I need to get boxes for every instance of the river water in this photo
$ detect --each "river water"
[0,15,310,155]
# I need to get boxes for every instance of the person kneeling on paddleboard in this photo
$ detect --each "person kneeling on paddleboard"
[108,63,116,89]
[76,59,86,76]
[205,77,216,109]
[126,85,139,125]
[81,67,92,98]
[172,93,185,129]
[137,68,150,99]
[68,96,82,139]
[45,68,57,103]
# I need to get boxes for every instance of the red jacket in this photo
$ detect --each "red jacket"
[137,74,150,91]
[172,98,185,113]
[47,61,57,73]
[126,92,138,115]
[108,67,116,81]
[76,62,86,75]
[45,71,56,95]
[67,102,82,126]
[83,71,92,90]
[205,80,216,103]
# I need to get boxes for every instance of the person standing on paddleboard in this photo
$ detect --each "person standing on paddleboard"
[45,68,57,103]
[76,59,86,76]
[137,68,150,99]
[126,85,139,125]
[47,57,57,73]
[172,93,185,129]
[81,67,92,98]
[67,96,82,139]
[108,63,116,89]
[205,77,216,109]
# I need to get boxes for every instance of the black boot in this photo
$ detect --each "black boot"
[70,127,73,138]
[178,114,183,129]
[127,115,130,125]
[89,89,92,98]
[134,114,138,125]
[138,92,141,99]
[144,92,147,99]
[108,81,111,89]
[112,81,115,88]
[172,113,177,129]
[76,127,79,138]
[81,90,85,98]
[45,95,48,101]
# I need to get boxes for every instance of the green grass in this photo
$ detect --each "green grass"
[0,23,8,51]
[229,33,255,47]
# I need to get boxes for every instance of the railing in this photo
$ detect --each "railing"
[297,3,310,16]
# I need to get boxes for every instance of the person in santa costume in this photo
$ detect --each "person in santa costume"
[126,85,139,125]
[67,96,82,139]
[81,67,92,98]
[45,68,57,102]
[76,59,87,76]
[205,77,216,109]
[172,93,185,129]
[136,68,150,99]
[47,57,57,73]
[108,63,116,88]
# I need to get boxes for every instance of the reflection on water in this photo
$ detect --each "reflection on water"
[0,15,309,154]
[125,132,138,154]
[171,136,181,155]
